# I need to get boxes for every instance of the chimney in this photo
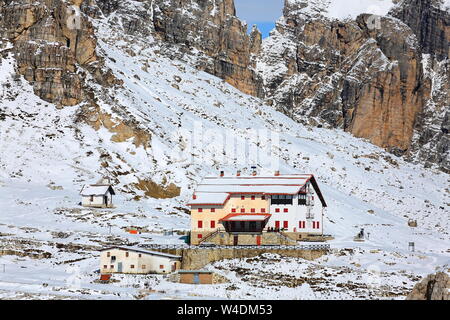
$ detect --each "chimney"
[236,170,241,176]
[274,170,280,176]
[220,170,224,177]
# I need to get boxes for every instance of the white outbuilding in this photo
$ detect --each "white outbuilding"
[100,246,182,274]
[80,178,115,208]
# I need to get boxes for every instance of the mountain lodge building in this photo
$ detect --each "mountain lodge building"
[188,171,327,245]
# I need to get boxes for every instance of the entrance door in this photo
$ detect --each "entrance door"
[256,235,261,246]
[117,262,123,273]
[233,235,239,246]
[104,196,108,206]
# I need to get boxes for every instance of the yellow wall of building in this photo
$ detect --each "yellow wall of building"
[190,194,269,244]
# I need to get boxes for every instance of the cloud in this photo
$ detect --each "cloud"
[234,0,284,23]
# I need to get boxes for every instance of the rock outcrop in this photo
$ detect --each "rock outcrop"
[152,0,264,97]
[391,0,450,172]
[408,56,450,172]
[391,0,450,61]
[257,0,426,156]
[406,272,450,300]
[0,0,103,106]
[88,0,264,98]
[254,0,449,170]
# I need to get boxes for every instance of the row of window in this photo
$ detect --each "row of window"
[196,220,321,230]
[106,252,142,258]
[103,264,165,270]
[241,195,266,200]
[272,195,294,200]
[231,208,267,213]
[271,194,314,206]
[274,221,321,229]
[198,208,269,213]
[196,196,314,213]
[197,220,216,229]
[199,207,297,213]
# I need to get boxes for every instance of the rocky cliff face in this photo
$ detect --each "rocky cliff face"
[257,5,425,155]
[391,0,449,61]
[254,0,449,171]
[391,0,450,171]
[406,272,450,300]
[0,0,103,106]
[0,0,448,171]
[152,0,263,97]
[85,0,263,98]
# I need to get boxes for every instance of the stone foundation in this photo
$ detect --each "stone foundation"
[146,247,329,271]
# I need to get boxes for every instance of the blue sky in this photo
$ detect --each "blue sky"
[234,0,284,38]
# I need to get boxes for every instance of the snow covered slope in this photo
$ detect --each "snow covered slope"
[0,10,448,299]
[285,0,397,20]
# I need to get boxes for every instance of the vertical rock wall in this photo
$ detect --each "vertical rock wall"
[0,0,100,106]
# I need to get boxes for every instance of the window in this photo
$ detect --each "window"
[211,208,215,213]
[275,221,280,229]
[103,265,107,269]
[160,265,164,269]
[241,195,245,200]
[138,254,141,258]
[198,208,203,212]
[90,195,94,202]
[198,220,203,228]
[211,221,216,228]
[130,265,135,269]
[299,221,305,229]
[251,195,255,200]
[125,252,129,257]
[231,208,236,213]
[283,208,289,213]
[240,208,245,213]
[271,195,293,205]
[261,195,266,200]
[142,265,146,269]
[107,252,110,257]
[299,194,307,206]
[283,221,289,229]
[275,208,280,213]
[197,234,202,239]
[251,208,255,213]
[261,208,266,213]
[110,265,114,269]
[316,221,320,229]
